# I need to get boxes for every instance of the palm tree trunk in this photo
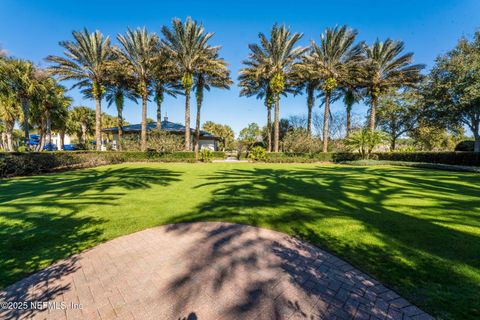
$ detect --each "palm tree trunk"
[94,96,102,151]
[46,111,52,151]
[473,130,480,153]
[21,98,30,151]
[322,92,331,152]
[59,129,65,150]
[184,87,191,151]
[141,92,148,152]
[81,123,87,144]
[307,86,314,135]
[369,96,377,132]
[194,84,204,160]
[5,121,14,151]
[346,104,352,138]
[156,89,163,132]
[267,106,272,152]
[273,95,280,152]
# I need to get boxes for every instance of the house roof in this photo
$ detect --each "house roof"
[102,120,216,138]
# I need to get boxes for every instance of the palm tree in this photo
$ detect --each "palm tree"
[68,106,95,143]
[341,86,363,137]
[0,91,20,151]
[193,52,232,158]
[0,58,39,150]
[161,17,219,151]
[152,50,182,131]
[291,59,321,135]
[116,27,159,151]
[304,25,364,152]
[47,29,113,150]
[30,72,71,151]
[241,25,304,152]
[363,39,424,131]
[104,62,138,149]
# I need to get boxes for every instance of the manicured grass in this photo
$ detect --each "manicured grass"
[1,163,479,319]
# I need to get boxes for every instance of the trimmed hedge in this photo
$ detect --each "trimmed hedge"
[265,152,361,163]
[0,151,225,178]
[341,160,480,173]
[374,152,480,166]
[259,151,480,166]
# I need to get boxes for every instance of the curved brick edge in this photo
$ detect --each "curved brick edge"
[0,222,434,320]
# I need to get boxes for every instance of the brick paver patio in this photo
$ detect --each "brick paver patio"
[0,222,433,320]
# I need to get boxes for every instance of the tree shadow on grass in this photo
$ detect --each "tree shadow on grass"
[0,166,182,288]
[167,166,480,319]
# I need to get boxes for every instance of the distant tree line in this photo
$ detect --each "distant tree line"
[1,22,479,153]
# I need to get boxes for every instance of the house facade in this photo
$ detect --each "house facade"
[102,117,218,151]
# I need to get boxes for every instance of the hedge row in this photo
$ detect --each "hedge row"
[262,151,480,166]
[265,152,361,163]
[0,151,226,178]
[374,152,480,166]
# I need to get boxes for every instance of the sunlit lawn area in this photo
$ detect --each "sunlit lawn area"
[0,163,479,319]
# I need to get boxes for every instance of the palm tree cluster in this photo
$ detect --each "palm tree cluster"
[240,25,424,152]
[47,18,232,154]
[0,58,71,151]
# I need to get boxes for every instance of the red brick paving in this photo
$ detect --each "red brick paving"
[0,222,433,320]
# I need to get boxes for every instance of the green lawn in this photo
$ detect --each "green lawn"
[1,163,479,319]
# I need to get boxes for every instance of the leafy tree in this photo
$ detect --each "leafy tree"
[116,27,159,151]
[48,29,113,150]
[425,31,480,152]
[238,122,261,150]
[377,88,421,150]
[202,121,235,151]
[304,25,364,152]
[240,24,304,152]
[162,17,219,150]
[410,121,463,151]
[341,86,363,137]
[363,39,424,131]
[344,129,388,159]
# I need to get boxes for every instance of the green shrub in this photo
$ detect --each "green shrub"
[344,129,388,159]
[200,149,214,162]
[248,146,267,161]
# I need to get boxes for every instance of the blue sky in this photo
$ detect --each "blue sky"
[1,0,479,135]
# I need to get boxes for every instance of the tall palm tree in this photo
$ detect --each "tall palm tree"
[363,39,424,131]
[291,59,321,135]
[31,74,70,151]
[304,25,364,152]
[0,58,38,150]
[104,62,138,149]
[152,50,182,131]
[162,17,220,151]
[47,29,113,150]
[193,52,232,158]
[116,27,159,151]
[341,86,363,137]
[241,25,304,152]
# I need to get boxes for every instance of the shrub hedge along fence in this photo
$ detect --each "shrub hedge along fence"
[1,151,478,178]
[0,151,226,178]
